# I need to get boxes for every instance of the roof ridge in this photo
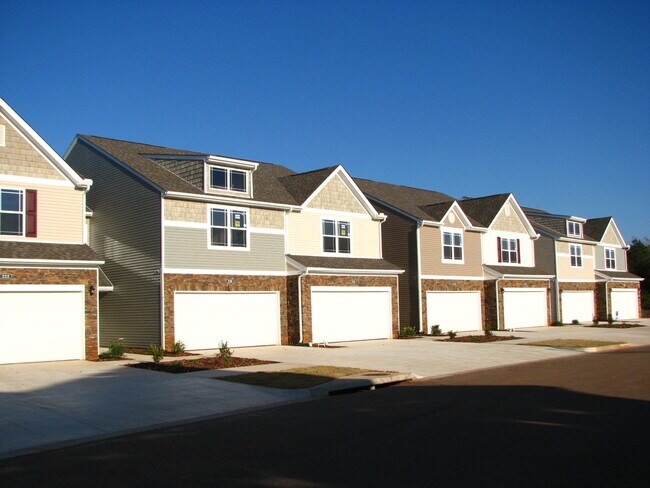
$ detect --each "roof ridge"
[354,177,454,197]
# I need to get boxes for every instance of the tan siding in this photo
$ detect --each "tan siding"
[307,175,365,213]
[602,225,621,245]
[557,255,596,280]
[287,211,381,258]
[250,208,284,229]
[420,226,483,277]
[492,202,527,233]
[556,241,570,253]
[164,199,205,223]
[0,178,83,243]
[441,209,464,229]
[0,114,65,180]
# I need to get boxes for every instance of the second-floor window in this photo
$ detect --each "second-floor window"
[323,219,350,254]
[567,221,582,237]
[498,237,520,264]
[0,188,24,236]
[605,248,616,269]
[442,230,463,261]
[210,207,248,248]
[570,244,582,267]
[209,166,247,193]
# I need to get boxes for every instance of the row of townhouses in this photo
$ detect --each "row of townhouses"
[0,98,643,364]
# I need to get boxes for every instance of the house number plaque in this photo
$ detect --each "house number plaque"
[0,273,12,279]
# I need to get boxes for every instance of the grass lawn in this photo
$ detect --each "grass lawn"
[217,366,372,389]
[523,339,625,349]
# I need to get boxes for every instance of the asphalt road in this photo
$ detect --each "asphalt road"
[1,346,649,487]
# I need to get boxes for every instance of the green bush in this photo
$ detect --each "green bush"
[607,313,614,325]
[101,340,125,359]
[149,344,164,363]
[430,324,442,336]
[550,321,563,327]
[592,318,599,325]
[484,329,493,337]
[447,330,457,339]
[400,325,417,338]
[219,341,233,364]
[172,341,186,354]
[571,319,579,325]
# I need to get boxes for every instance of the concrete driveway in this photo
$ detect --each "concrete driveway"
[1,320,648,459]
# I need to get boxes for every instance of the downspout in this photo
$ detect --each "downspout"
[297,270,307,344]
[495,277,503,330]
[553,240,561,323]
[416,223,423,333]
[605,280,610,319]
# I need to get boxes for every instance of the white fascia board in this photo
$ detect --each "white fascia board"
[304,267,404,275]
[206,155,259,171]
[506,194,538,238]
[285,256,307,272]
[605,218,628,248]
[558,236,598,245]
[594,271,642,282]
[0,99,88,188]
[163,268,300,276]
[568,216,587,223]
[502,274,554,279]
[163,191,298,212]
[439,201,475,230]
[0,258,104,266]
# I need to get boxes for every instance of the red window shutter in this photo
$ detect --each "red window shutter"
[26,189,37,237]
[516,238,521,263]
[497,237,502,263]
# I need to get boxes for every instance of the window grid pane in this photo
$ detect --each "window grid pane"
[210,168,228,189]
[230,170,247,192]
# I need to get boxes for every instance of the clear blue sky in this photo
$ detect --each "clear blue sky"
[1,0,648,239]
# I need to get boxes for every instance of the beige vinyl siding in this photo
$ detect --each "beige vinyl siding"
[164,199,285,230]
[441,209,464,229]
[601,225,621,246]
[0,113,65,180]
[556,242,596,280]
[556,241,594,256]
[286,211,381,258]
[0,179,83,243]
[306,174,366,214]
[420,226,483,277]
[491,202,528,234]
[165,226,286,271]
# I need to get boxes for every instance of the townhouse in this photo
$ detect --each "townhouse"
[64,136,402,350]
[525,209,642,322]
[0,99,104,364]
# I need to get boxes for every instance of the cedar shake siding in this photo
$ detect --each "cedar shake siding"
[66,140,162,348]
[371,201,419,329]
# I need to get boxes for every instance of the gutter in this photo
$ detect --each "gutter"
[164,191,300,212]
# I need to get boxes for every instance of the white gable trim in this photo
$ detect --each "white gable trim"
[603,218,628,248]
[0,99,91,190]
[488,194,538,238]
[439,201,474,230]
[301,166,384,220]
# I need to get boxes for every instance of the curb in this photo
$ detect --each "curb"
[571,343,632,353]
[309,372,415,397]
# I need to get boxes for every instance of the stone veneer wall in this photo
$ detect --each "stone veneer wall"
[163,274,294,349]
[595,282,607,321]
[494,279,552,330]
[0,267,99,359]
[420,279,487,332]
[298,275,399,343]
[558,282,597,322]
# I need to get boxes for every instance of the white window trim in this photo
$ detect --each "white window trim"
[605,247,616,270]
[567,221,583,238]
[441,227,464,264]
[570,244,583,268]
[207,204,250,251]
[500,237,519,264]
[321,218,352,255]
[207,165,249,194]
[0,186,25,238]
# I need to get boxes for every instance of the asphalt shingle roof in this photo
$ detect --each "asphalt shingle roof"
[485,264,555,277]
[457,193,511,227]
[288,255,403,271]
[596,270,641,280]
[584,217,612,242]
[0,242,101,262]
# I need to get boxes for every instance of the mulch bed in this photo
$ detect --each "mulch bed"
[586,323,644,329]
[442,335,522,343]
[92,356,132,362]
[124,348,199,357]
[127,356,275,374]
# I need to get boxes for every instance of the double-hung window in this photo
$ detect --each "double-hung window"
[442,230,463,262]
[570,244,582,267]
[209,166,247,193]
[498,237,520,264]
[322,219,351,254]
[567,221,583,238]
[210,207,248,248]
[0,188,24,236]
[605,248,616,269]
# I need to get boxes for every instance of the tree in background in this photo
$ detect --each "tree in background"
[627,237,650,312]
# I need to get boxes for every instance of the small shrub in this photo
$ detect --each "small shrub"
[219,341,233,365]
[550,321,563,327]
[149,344,164,363]
[430,324,442,336]
[592,318,599,325]
[571,319,579,325]
[172,341,186,354]
[484,329,493,337]
[400,325,417,338]
[607,313,614,325]
[447,330,457,339]
[104,340,125,358]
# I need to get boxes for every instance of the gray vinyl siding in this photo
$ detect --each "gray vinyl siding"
[66,140,162,348]
[372,201,419,330]
[165,226,286,271]
[594,245,627,271]
[535,233,558,320]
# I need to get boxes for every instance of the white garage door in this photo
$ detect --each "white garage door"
[426,291,482,332]
[611,289,639,320]
[0,285,85,365]
[503,288,548,329]
[311,286,392,343]
[174,292,280,349]
[561,291,595,324]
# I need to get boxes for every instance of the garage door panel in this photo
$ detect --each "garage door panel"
[174,292,280,349]
[561,291,595,323]
[311,287,392,343]
[503,288,547,328]
[611,289,639,320]
[426,291,482,332]
[0,288,85,365]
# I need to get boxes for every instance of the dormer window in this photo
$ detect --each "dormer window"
[567,221,582,237]
[209,166,248,193]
